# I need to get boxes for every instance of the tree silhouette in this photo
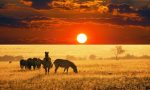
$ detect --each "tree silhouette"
[66,55,77,60]
[89,54,97,60]
[25,0,53,9]
[112,46,125,60]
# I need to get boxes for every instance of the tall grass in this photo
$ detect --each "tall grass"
[0,59,149,90]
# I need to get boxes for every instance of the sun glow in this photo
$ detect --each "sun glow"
[77,33,87,44]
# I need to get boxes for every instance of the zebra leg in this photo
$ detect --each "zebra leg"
[22,66,26,70]
[33,65,36,70]
[55,66,59,73]
[25,65,27,70]
[66,68,69,74]
[64,68,66,73]
[45,68,47,75]
[20,65,23,69]
[29,66,31,70]
[48,68,50,74]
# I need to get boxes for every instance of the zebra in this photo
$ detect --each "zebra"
[42,52,53,74]
[54,59,78,73]
[20,59,27,70]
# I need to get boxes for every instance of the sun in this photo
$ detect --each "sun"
[77,33,87,44]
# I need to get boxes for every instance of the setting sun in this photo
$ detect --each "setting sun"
[77,33,87,44]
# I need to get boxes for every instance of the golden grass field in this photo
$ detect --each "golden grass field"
[0,59,150,90]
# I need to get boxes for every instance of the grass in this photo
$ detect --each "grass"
[0,59,150,90]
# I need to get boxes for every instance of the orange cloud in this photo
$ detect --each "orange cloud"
[20,0,32,6]
[98,6,109,14]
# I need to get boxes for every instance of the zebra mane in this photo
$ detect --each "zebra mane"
[44,57,51,61]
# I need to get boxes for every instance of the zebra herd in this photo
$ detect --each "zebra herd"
[20,52,78,74]
[20,58,42,70]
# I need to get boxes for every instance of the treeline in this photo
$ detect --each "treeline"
[0,53,150,61]
[66,55,103,60]
[66,54,150,60]
[0,55,23,61]
[106,54,150,60]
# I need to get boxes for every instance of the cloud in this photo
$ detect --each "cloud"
[110,0,150,8]
[138,7,150,19]
[23,0,53,9]
[50,0,149,21]
[107,3,136,13]
[97,6,109,14]
[107,3,150,23]
[51,0,103,11]
[20,0,32,6]
[0,2,5,8]
[0,15,26,27]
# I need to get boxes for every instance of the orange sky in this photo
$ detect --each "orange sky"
[0,0,150,44]
[0,22,150,44]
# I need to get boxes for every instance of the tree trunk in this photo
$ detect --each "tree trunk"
[116,55,119,60]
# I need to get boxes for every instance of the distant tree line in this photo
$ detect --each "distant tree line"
[66,53,150,60]
[106,54,150,60]
[65,54,103,60]
[1,52,150,62]
[0,55,23,61]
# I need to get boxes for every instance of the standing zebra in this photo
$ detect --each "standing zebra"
[42,52,53,74]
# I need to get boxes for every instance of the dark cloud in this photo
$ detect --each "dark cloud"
[0,15,26,27]
[0,15,52,28]
[107,3,136,13]
[0,2,5,8]
[25,0,53,9]
[0,3,51,27]
[138,7,150,19]
[107,3,150,22]
[110,0,150,8]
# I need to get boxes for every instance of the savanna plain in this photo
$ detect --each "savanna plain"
[0,59,150,90]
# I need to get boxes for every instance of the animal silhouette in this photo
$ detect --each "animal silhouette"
[20,58,42,70]
[33,58,42,69]
[42,52,53,74]
[20,59,27,70]
[26,58,36,70]
[54,59,78,73]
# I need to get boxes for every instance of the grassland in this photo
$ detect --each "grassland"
[0,59,150,90]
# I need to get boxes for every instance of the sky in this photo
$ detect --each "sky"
[0,0,150,44]
[0,45,150,59]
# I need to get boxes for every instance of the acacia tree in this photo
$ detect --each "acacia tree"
[112,46,125,60]
[89,54,97,60]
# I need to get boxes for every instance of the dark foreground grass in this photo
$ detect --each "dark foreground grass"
[1,76,150,90]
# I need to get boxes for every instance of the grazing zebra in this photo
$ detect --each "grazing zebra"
[27,58,42,70]
[26,58,36,70]
[33,58,42,69]
[42,52,53,74]
[20,58,42,70]
[20,59,27,70]
[54,59,78,73]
